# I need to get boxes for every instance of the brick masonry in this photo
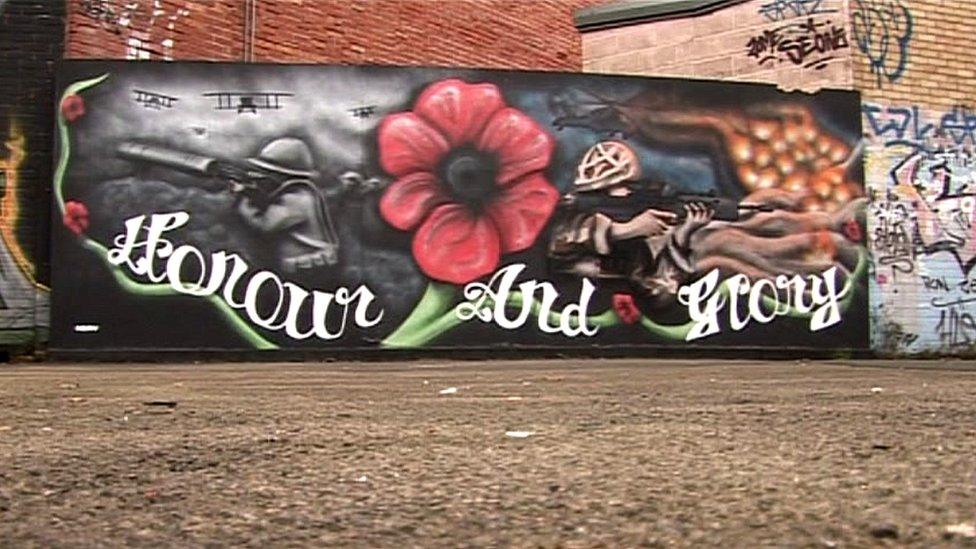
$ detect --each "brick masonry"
[0,0,64,350]
[66,0,606,70]
[579,0,976,355]
[854,2,976,355]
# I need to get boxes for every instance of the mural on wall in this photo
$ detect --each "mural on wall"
[52,61,868,352]
[0,0,59,348]
[0,120,46,345]
[864,102,976,353]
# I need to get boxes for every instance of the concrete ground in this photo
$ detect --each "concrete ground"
[1,359,975,547]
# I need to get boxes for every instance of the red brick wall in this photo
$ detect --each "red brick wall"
[67,1,245,61]
[66,0,605,71]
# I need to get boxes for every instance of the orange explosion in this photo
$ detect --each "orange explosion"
[722,106,861,212]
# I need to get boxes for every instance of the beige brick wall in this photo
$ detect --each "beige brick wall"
[852,0,975,111]
[853,1,976,355]
[582,0,854,91]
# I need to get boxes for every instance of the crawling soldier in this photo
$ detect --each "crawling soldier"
[548,140,714,308]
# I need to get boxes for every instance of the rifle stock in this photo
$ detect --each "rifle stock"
[561,188,771,223]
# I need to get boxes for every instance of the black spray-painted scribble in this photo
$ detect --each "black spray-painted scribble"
[79,0,134,33]
[851,0,912,88]
[933,296,976,347]
[876,321,919,351]
[758,0,837,23]
[868,193,918,277]
[868,175,976,278]
[863,103,976,153]
[745,17,849,70]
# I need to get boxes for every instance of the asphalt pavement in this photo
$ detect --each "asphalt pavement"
[1,358,975,547]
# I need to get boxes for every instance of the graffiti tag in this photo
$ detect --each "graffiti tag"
[863,104,976,153]
[758,0,836,23]
[745,17,849,70]
[851,0,912,87]
[933,296,976,347]
[79,0,135,33]
[869,196,917,277]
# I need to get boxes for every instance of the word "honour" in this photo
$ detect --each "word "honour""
[107,212,383,340]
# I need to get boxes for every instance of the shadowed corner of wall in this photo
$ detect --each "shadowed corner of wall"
[0,233,47,355]
[0,122,48,358]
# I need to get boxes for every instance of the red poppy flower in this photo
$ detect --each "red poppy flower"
[612,293,641,325]
[378,79,559,284]
[61,94,86,123]
[842,219,863,242]
[63,200,90,235]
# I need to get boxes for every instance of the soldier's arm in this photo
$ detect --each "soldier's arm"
[609,209,676,241]
[237,191,306,233]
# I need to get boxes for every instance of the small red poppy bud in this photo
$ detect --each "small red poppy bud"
[612,293,641,325]
[63,200,90,235]
[61,94,86,123]
[842,219,863,242]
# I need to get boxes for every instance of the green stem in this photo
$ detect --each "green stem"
[381,282,458,347]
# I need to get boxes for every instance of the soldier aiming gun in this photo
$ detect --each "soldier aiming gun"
[117,138,341,280]
[549,140,770,307]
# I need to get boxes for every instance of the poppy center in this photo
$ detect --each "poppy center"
[439,147,499,209]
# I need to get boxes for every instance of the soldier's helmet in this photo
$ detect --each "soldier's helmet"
[574,140,641,192]
[246,137,318,179]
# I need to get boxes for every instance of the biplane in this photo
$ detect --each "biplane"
[133,89,179,110]
[349,105,377,119]
[202,91,293,114]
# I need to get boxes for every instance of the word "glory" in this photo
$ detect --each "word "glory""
[107,212,383,340]
[677,267,848,341]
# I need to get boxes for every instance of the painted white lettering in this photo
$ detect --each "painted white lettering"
[678,269,726,341]
[455,263,597,337]
[679,267,849,341]
[107,212,384,341]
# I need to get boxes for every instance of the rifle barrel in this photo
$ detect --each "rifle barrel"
[117,142,220,177]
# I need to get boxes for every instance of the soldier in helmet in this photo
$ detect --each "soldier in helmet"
[230,137,341,280]
[548,140,714,307]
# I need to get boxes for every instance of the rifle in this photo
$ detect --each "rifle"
[116,142,259,193]
[559,186,772,223]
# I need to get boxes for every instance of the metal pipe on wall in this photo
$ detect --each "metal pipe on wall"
[242,0,257,62]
